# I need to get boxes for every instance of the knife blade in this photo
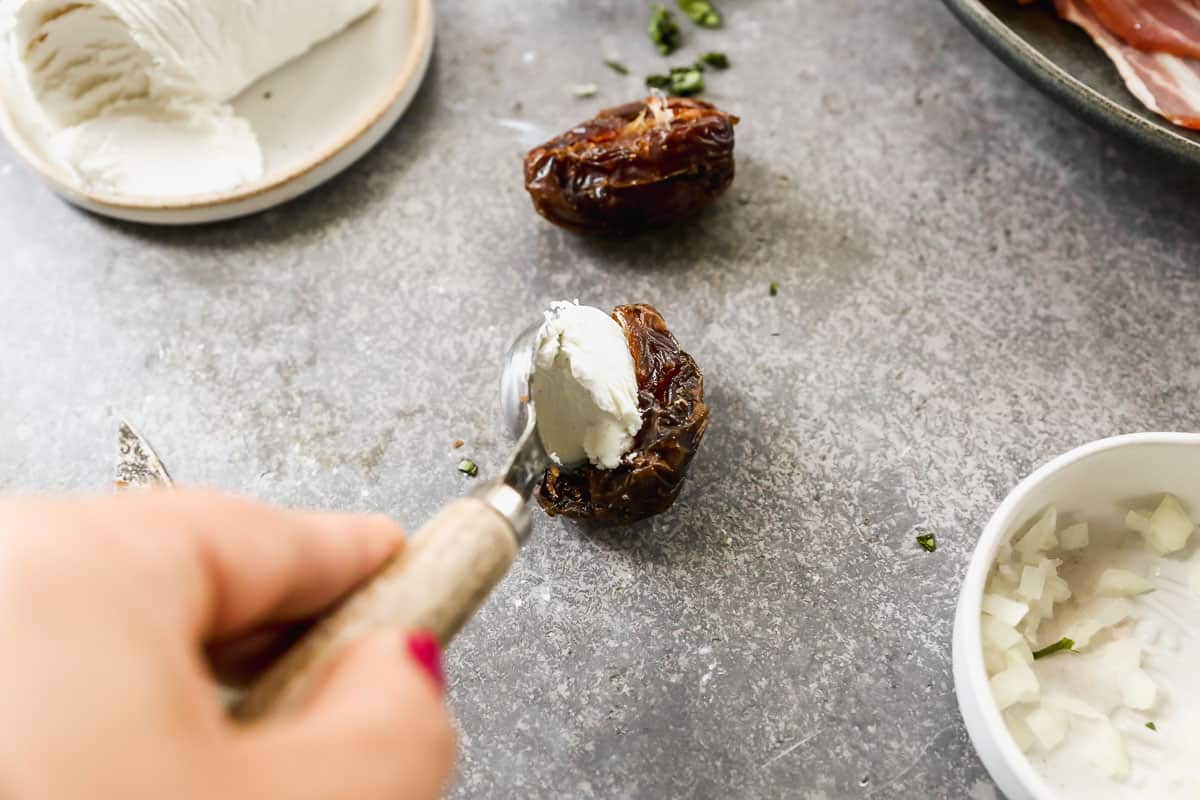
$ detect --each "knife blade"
[114,421,247,707]
[115,421,174,491]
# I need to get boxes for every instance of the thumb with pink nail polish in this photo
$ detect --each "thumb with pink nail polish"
[405,630,446,694]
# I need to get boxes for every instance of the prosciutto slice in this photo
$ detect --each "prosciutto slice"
[1083,0,1200,59]
[1057,0,1200,129]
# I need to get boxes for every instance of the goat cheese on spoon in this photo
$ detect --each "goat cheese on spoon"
[532,301,643,470]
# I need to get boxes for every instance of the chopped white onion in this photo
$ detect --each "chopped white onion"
[998,562,1021,582]
[981,614,1023,651]
[1133,618,1160,646]
[1127,495,1195,555]
[1066,602,1131,650]
[1096,568,1156,598]
[1125,510,1151,534]
[1146,494,1195,555]
[983,593,1029,627]
[1004,708,1036,753]
[991,653,1040,711]
[1015,507,1058,564]
[1121,669,1157,711]
[1009,639,1034,666]
[1037,556,1062,576]
[1007,649,1039,699]
[1065,617,1105,649]
[983,645,1006,676]
[1018,565,1047,601]
[1035,589,1057,620]
[1059,522,1089,550]
[991,670,1029,711]
[1097,637,1143,674]
[1045,575,1072,603]
[1025,706,1068,751]
[1089,721,1130,781]
[988,577,1018,597]
[1042,693,1106,720]
[1177,777,1200,800]
[1022,610,1042,644]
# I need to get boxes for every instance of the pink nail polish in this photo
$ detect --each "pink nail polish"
[405,631,445,694]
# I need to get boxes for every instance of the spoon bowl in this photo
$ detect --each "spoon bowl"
[499,322,540,443]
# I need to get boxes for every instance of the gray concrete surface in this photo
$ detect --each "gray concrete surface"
[2,1,1199,797]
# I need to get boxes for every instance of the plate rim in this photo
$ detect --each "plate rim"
[940,0,1200,166]
[0,0,434,218]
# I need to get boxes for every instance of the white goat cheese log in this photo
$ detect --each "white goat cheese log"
[9,0,379,195]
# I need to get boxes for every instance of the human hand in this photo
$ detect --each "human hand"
[0,490,455,800]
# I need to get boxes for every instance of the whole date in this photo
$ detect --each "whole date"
[523,96,739,235]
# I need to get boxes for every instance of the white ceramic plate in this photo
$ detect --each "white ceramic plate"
[0,0,434,224]
[953,432,1200,800]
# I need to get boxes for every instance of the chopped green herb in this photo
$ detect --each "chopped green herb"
[649,5,682,55]
[1146,722,1157,731]
[668,66,703,96]
[916,533,937,552]
[769,282,779,297]
[1032,637,1075,660]
[677,0,722,27]
[697,51,730,70]
[645,66,704,97]
[604,59,630,75]
[456,459,479,477]
[645,74,671,91]
[571,83,598,98]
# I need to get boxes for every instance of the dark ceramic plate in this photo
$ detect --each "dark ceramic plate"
[942,0,1200,166]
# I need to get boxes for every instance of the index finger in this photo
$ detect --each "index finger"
[104,489,405,640]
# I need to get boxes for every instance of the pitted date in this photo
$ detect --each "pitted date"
[523,96,738,235]
[538,303,709,524]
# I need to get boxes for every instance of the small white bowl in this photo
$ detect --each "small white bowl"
[953,432,1200,800]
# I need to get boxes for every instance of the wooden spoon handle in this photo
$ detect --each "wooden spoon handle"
[233,489,520,720]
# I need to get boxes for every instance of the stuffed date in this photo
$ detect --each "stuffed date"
[523,96,738,235]
[538,303,709,523]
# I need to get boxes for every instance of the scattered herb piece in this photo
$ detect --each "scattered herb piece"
[669,66,704,96]
[457,459,479,477]
[1032,637,1076,660]
[698,51,729,69]
[452,439,465,449]
[1146,722,1157,731]
[645,74,671,91]
[605,59,630,75]
[645,66,704,96]
[677,0,722,27]
[916,533,937,552]
[649,5,682,55]
[769,281,779,297]
[572,83,598,98]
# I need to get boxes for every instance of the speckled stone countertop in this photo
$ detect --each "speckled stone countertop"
[2,2,1199,798]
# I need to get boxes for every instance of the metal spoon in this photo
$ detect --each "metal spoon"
[235,320,562,719]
